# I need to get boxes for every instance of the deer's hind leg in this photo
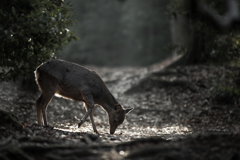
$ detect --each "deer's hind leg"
[36,94,43,125]
[36,75,59,126]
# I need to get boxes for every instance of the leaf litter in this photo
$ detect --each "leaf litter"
[1,63,240,159]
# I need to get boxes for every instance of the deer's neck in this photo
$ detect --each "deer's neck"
[96,90,118,113]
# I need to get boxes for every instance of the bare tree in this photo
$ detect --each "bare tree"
[191,0,240,31]
[168,0,240,68]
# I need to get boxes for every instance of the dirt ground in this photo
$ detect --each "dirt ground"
[1,60,240,160]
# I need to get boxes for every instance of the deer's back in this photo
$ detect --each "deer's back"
[36,59,107,96]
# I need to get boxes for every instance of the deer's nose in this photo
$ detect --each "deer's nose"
[110,128,116,134]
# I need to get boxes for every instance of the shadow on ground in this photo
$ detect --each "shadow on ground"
[1,63,240,159]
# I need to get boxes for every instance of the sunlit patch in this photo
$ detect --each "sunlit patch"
[54,123,93,133]
[117,123,192,141]
[119,150,125,155]
[53,121,192,142]
[160,124,192,135]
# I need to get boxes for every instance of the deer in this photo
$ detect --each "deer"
[35,59,133,134]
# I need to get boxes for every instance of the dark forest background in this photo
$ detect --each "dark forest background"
[1,1,240,159]
[59,0,172,66]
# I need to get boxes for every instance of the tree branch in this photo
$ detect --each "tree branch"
[192,0,240,31]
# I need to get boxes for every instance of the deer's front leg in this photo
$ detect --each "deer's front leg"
[78,106,94,127]
[78,93,95,128]
[84,104,99,134]
[89,112,99,134]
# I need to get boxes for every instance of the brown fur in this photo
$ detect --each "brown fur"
[35,59,133,134]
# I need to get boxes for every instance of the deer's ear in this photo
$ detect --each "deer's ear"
[125,108,134,115]
[114,104,122,113]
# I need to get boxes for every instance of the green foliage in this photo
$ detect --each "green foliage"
[211,78,240,105]
[210,33,240,64]
[0,0,77,81]
[208,32,240,105]
[211,84,239,105]
[209,67,240,105]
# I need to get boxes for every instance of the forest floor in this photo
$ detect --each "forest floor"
[1,58,240,160]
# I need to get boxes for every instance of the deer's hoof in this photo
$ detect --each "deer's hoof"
[78,121,83,128]
[44,125,53,130]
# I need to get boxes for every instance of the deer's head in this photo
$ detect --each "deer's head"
[108,104,133,134]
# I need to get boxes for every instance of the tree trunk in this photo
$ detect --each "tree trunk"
[168,29,208,68]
